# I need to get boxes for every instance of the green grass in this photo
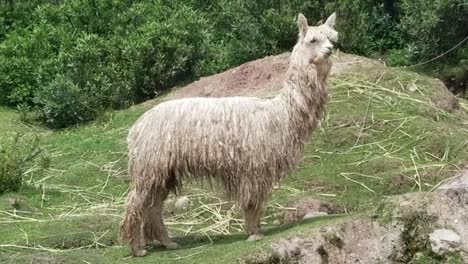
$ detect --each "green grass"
[1,61,468,263]
[0,215,351,264]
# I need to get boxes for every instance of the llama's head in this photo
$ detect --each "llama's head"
[292,13,338,66]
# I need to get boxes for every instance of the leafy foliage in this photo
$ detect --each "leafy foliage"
[0,134,48,195]
[0,0,466,127]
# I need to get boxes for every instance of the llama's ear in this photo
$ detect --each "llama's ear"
[325,12,336,28]
[297,13,308,38]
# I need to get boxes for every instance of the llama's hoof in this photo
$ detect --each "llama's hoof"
[133,249,147,257]
[247,234,264,241]
[164,242,179,249]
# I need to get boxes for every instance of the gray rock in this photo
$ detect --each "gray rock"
[407,83,418,93]
[283,196,344,224]
[174,196,192,211]
[244,191,468,263]
[437,167,468,204]
[303,211,329,220]
[429,229,462,256]
[272,219,281,225]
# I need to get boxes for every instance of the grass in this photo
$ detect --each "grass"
[1,58,468,263]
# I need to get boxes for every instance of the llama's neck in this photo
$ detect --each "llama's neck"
[279,58,331,144]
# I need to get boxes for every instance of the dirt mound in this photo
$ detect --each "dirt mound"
[170,51,382,99]
[159,51,461,118]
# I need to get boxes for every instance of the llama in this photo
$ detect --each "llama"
[120,13,338,257]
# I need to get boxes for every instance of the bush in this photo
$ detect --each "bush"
[121,3,210,101]
[0,139,22,194]
[34,32,132,128]
[397,0,468,63]
[0,1,212,128]
[0,31,37,105]
[35,74,99,128]
[0,0,466,127]
[0,134,46,195]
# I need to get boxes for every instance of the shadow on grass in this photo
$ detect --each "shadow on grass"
[146,214,349,254]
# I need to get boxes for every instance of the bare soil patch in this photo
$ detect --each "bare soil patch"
[170,52,382,99]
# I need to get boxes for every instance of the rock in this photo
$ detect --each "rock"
[432,81,460,112]
[8,197,35,212]
[270,237,323,264]
[8,197,21,210]
[268,219,401,264]
[408,83,418,92]
[437,167,468,204]
[271,238,301,260]
[429,229,462,256]
[174,196,192,211]
[244,191,468,263]
[303,211,328,220]
[283,196,344,224]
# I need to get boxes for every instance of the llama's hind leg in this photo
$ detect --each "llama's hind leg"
[144,189,178,249]
[243,203,265,241]
[120,189,148,257]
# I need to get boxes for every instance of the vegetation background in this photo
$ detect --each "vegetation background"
[0,0,466,128]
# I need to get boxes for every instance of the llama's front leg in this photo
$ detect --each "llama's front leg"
[130,232,147,257]
[144,189,178,249]
[152,208,178,249]
[243,203,265,241]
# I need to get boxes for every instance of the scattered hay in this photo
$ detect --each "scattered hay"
[0,185,296,253]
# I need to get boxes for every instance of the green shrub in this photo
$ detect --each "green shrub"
[0,139,22,194]
[386,49,415,66]
[0,31,37,105]
[0,0,466,127]
[121,3,210,101]
[0,1,53,41]
[0,134,46,195]
[397,0,468,63]
[31,3,210,128]
[323,1,376,55]
[35,74,98,128]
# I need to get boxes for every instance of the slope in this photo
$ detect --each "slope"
[0,52,467,263]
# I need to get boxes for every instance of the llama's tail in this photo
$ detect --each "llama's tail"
[120,188,145,244]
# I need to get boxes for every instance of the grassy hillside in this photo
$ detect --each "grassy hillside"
[1,54,468,263]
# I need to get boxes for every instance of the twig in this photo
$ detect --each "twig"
[340,173,375,193]
[411,154,422,191]
[404,36,468,68]
[353,93,373,148]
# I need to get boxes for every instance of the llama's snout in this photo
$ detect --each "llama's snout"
[323,42,334,56]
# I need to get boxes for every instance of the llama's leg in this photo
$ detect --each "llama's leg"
[120,189,148,257]
[130,232,147,257]
[142,203,159,246]
[144,189,178,249]
[243,203,265,241]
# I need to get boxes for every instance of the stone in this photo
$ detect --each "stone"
[303,211,329,220]
[437,167,468,205]
[429,229,462,256]
[174,196,192,211]
[408,83,418,92]
[283,196,344,224]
